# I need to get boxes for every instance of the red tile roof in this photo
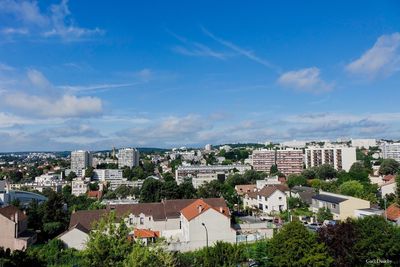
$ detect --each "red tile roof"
[385,203,400,222]
[87,191,102,199]
[134,229,160,238]
[0,205,27,222]
[235,184,257,196]
[180,199,229,221]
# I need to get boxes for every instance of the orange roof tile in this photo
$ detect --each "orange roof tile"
[385,203,400,222]
[180,199,229,221]
[134,229,160,238]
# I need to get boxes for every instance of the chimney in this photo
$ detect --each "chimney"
[219,207,223,213]
[198,205,202,214]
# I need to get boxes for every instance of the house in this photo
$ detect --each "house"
[58,198,236,251]
[0,206,36,251]
[291,186,316,205]
[71,179,88,196]
[180,199,236,251]
[242,185,288,214]
[385,203,400,225]
[235,184,257,196]
[87,190,102,200]
[311,191,370,220]
[132,229,160,245]
[380,178,396,197]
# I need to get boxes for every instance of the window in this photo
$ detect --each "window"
[279,197,282,200]
[258,203,263,210]
[129,218,133,225]
[140,217,144,225]
[332,204,336,209]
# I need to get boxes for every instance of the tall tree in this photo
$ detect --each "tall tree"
[83,212,132,267]
[269,221,333,266]
[379,159,400,175]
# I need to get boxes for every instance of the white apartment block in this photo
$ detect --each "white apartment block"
[305,146,356,172]
[351,139,377,149]
[251,149,303,175]
[175,164,251,184]
[93,169,123,182]
[71,150,92,177]
[192,173,219,189]
[71,179,88,196]
[380,142,400,162]
[118,148,140,168]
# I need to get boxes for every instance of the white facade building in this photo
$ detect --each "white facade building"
[204,144,212,151]
[93,169,123,182]
[305,146,356,172]
[380,142,400,162]
[71,150,92,177]
[242,185,288,214]
[71,179,88,197]
[118,148,140,168]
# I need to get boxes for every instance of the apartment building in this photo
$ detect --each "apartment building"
[118,148,140,168]
[71,150,92,177]
[251,149,303,175]
[380,142,400,162]
[305,146,356,171]
[311,191,370,220]
[93,169,123,182]
[175,164,251,184]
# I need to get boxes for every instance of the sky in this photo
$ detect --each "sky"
[0,0,399,151]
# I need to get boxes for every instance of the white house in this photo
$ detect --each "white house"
[381,179,397,197]
[243,185,288,214]
[180,199,236,251]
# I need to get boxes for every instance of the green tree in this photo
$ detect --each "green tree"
[140,178,163,202]
[83,212,132,267]
[270,164,279,175]
[85,167,94,178]
[353,216,400,265]
[339,180,364,197]
[348,162,369,184]
[379,159,400,175]
[197,180,223,198]
[66,171,77,181]
[316,164,337,180]
[287,174,307,189]
[302,168,317,179]
[123,243,175,267]
[178,180,197,199]
[316,207,333,222]
[161,180,180,199]
[269,221,333,266]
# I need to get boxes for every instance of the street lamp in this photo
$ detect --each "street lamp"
[201,222,208,248]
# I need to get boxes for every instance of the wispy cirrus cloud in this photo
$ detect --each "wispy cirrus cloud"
[168,29,230,60]
[201,26,279,71]
[346,32,400,78]
[278,67,333,93]
[58,82,139,92]
[0,0,104,41]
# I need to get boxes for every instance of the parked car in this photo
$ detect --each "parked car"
[323,220,337,226]
[307,223,321,231]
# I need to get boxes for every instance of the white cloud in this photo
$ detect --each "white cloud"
[346,32,400,77]
[0,68,103,118]
[278,67,333,93]
[0,0,103,40]
[168,29,230,60]
[58,82,138,92]
[4,93,102,118]
[0,63,14,71]
[201,26,278,70]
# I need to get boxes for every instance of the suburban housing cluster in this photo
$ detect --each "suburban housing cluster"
[0,138,400,252]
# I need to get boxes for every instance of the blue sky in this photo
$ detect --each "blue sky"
[0,0,399,151]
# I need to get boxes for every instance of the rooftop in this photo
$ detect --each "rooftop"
[312,194,348,204]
